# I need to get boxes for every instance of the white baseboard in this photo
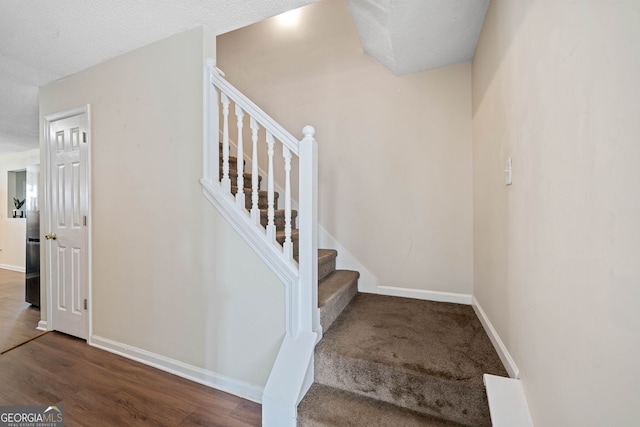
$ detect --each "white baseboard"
[376,285,472,305]
[90,335,264,403]
[0,264,25,273]
[484,374,533,427]
[37,320,48,331]
[472,297,519,378]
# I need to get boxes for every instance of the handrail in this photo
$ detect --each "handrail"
[207,59,299,156]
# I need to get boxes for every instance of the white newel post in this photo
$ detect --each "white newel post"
[298,126,318,335]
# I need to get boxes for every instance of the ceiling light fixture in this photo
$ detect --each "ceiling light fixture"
[276,8,302,28]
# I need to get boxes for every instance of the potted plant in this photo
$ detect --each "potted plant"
[13,197,25,218]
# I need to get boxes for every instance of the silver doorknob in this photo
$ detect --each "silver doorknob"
[45,233,57,240]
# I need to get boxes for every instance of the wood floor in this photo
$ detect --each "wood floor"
[0,332,262,426]
[0,268,42,353]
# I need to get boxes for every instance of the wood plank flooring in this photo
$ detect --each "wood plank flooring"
[0,332,262,426]
[0,268,42,353]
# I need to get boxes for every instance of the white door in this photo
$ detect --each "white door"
[46,109,90,339]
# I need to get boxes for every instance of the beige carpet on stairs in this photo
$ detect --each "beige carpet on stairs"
[299,294,508,427]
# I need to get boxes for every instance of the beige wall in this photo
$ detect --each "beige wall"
[0,149,39,270]
[473,1,640,425]
[218,0,474,294]
[40,27,285,388]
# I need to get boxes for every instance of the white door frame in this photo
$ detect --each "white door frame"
[43,105,92,341]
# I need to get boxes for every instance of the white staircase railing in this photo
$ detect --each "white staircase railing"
[201,58,319,425]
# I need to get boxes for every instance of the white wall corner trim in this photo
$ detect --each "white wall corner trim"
[0,264,26,273]
[90,335,263,403]
[37,320,48,331]
[484,374,534,427]
[376,285,472,305]
[472,297,519,378]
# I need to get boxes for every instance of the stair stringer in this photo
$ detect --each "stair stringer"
[201,179,305,330]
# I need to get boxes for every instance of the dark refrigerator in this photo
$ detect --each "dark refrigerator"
[25,165,40,307]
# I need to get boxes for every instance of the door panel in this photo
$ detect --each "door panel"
[48,112,88,339]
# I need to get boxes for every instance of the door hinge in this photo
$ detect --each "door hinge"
[82,132,87,143]
[83,215,87,226]
[84,299,87,310]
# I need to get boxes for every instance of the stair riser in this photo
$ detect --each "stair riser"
[319,278,357,333]
[314,355,490,427]
[318,255,336,282]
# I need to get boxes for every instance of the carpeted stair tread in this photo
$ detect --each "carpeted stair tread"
[314,293,508,426]
[298,384,467,427]
[317,270,359,332]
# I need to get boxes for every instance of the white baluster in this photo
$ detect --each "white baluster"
[235,105,245,209]
[283,146,293,260]
[250,117,260,225]
[221,93,231,193]
[266,131,276,242]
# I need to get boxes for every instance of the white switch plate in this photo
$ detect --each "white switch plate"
[505,158,512,186]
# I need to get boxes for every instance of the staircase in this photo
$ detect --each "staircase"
[220,147,507,427]
[203,60,507,426]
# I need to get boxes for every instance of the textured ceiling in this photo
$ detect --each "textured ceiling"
[0,0,314,156]
[0,0,489,156]
[346,0,490,75]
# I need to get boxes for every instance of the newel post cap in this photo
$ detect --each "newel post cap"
[302,125,315,139]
